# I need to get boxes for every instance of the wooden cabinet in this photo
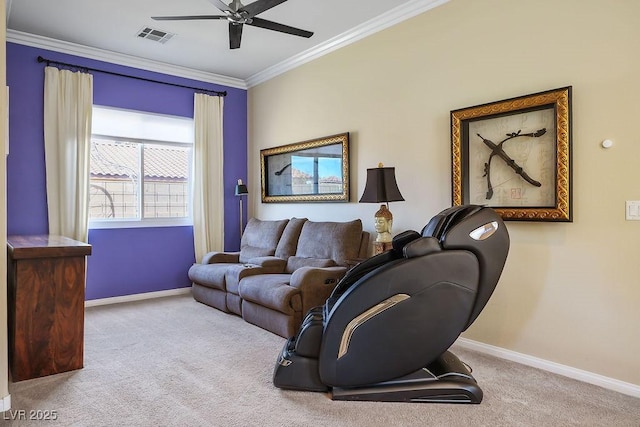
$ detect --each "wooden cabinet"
[7,235,91,382]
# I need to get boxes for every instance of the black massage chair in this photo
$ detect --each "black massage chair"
[273,205,509,403]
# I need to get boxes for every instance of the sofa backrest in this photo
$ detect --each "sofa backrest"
[275,217,308,259]
[290,219,364,269]
[239,218,289,263]
[357,231,370,259]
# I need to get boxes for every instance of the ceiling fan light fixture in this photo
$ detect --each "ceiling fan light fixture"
[152,0,313,50]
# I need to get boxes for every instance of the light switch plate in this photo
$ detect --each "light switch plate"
[626,201,640,220]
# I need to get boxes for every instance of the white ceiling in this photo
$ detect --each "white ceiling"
[6,0,447,87]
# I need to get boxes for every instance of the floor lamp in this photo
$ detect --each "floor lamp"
[235,179,249,238]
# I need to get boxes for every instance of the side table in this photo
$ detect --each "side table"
[7,235,92,381]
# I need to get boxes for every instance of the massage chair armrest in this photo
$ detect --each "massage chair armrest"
[244,256,287,273]
[403,236,442,258]
[201,251,240,264]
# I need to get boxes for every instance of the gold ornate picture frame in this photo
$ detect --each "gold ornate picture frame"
[451,87,572,221]
[261,133,350,203]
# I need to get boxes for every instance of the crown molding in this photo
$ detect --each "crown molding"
[6,29,248,90]
[7,0,449,90]
[245,0,450,87]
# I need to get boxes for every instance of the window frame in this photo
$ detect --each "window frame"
[88,109,194,230]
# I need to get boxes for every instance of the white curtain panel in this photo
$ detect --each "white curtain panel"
[43,66,93,242]
[192,93,224,262]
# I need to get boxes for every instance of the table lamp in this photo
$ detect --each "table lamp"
[359,163,404,248]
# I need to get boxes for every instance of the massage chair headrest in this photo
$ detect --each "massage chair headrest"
[421,205,484,240]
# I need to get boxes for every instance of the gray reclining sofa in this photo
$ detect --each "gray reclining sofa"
[188,217,369,337]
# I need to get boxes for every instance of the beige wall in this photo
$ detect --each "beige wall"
[248,0,640,386]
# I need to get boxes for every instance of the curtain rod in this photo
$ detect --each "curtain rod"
[37,56,227,97]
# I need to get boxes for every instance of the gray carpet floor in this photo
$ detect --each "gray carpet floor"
[5,294,640,426]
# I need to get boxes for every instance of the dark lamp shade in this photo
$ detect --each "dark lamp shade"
[235,184,248,196]
[359,167,404,203]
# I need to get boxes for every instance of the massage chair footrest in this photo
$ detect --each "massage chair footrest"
[331,351,483,404]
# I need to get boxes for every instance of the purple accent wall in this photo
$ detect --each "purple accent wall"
[6,43,248,300]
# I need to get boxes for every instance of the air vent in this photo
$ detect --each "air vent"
[136,26,175,44]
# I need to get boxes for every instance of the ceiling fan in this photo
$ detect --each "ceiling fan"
[152,0,314,49]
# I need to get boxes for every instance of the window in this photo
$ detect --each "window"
[89,106,194,228]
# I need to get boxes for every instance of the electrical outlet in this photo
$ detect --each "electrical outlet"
[626,201,640,220]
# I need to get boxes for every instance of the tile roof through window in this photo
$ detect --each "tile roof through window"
[90,140,188,180]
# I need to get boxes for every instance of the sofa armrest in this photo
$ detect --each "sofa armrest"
[245,256,287,273]
[201,251,240,264]
[289,266,348,290]
[289,266,348,314]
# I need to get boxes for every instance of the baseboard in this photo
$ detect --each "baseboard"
[0,394,10,412]
[85,287,191,308]
[455,337,640,398]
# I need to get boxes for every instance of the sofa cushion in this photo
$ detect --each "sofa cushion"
[239,274,302,314]
[224,264,264,295]
[275,217,307,259]
[188,264,228,291]
[285,256,336,274]
[295,219,363,266]
[239,218,288,263]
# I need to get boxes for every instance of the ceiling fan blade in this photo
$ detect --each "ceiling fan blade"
[152,15,227,21]
[208,0,235,13]
[229,22,243,49]
[241,0,288,18]
[248,17,313,38]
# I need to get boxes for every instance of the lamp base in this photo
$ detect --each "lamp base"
[373,241,393,255]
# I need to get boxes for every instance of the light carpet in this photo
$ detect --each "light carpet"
[5,294,640,426]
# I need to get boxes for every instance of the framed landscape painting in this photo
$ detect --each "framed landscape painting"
[260,133,350,203]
